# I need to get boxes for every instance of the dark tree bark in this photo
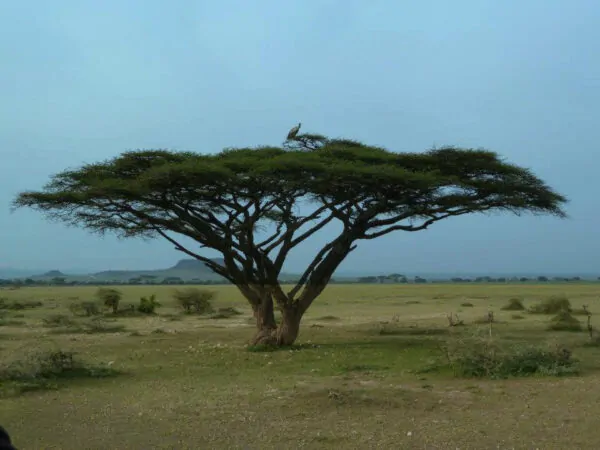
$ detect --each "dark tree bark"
[250,301,303,347]
[250,293,277,344]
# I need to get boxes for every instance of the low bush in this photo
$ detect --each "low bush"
[501,298,525,311]
[42,314,78,328]
[548,310,582,331]
[173,288,215,314]
[69,301,102,317]
[472,315,500,325]
[460,302,474,307]
[0,318,25,326]
[529,296,571,314]
[95,288,122,314]
[210,307,243,319]
[112,304,140,317]
[378,324,448,336]
[0,350,120,396]
[315,315,341,321]
[0,298,43,310]
[443,334,577,378]
[137,294,160,314]
[45,316,125,334]
[82,318,126,334]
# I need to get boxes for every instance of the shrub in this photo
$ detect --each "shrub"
[0,350,120,396]
[460,302,474,307]
[69,301,102,317]
[173,288,215,314]
[529,296,571,314]
[0,299,43,310]
[82,318,126,334]
[49,318,126,334]
[548,310,582,332]
[472,315,499,325]
[511,314,525,320]
[315,315,341,321]
[501,298,525,311]
[210,307,243,319]
[443,335,577,378]
[137,294,160,314]
[42,314,78,328]
[0,318,25,327]
[95,288,122,314]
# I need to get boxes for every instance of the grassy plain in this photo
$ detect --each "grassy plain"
[2,283,600,449]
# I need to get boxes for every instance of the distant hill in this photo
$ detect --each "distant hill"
[24,258,295,283]
[89,258,227,282]
[38,270,67,278]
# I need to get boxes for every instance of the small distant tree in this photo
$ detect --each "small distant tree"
[95,288,122,314]
[137,294,160,314]
[173,288,215,314]
[13,132,567,346]
[52,277,66,285]
[358,276,378,283]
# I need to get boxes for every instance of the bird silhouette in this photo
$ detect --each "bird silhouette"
[286,122,301,140]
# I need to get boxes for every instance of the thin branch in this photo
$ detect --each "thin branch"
[362,206,494,239]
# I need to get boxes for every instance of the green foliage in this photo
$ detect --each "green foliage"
[548,310,582,331]
[210,306,242,319]
[95,288,122,314]
[49,317,126,335]
[42,314,78,328]
[460,302,474,307]
[0,350,120,397]
[315,315,341,321]
[443,335,578,378]
[69,301,102,317]
[529,295,572,314]
[137,294,160,314]
[0,318,25,326]
[81,318,126,334]
[0,298,43,310]
[173,288,215,314]
[13,133,568,346]
[501,298,525,311]
[378,325,449,336]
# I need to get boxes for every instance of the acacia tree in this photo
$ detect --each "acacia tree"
[13,133,567,345]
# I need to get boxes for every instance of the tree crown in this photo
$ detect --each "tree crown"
[14,134,567,292]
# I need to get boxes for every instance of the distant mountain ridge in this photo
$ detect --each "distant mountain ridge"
[1,260,597,282]
[27,258,228,282]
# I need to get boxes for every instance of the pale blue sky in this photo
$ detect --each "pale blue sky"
[1,0,599,275]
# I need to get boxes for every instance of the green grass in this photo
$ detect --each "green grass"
[2,283,600,448]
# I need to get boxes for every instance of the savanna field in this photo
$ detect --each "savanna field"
[2,283,600,449]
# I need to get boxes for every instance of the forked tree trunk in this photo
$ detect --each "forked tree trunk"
[251,302,303,347]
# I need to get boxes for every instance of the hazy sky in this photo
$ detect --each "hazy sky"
[1,0,599,275]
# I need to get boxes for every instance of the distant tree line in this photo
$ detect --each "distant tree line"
[0,276,233,287]
[352,274,590,284]
[0,274,594,287]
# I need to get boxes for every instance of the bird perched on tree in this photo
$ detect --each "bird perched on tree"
[286,122,301,140]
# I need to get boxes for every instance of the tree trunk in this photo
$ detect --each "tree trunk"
[251,304,302,347]
[275,307,302,346]
[250,295,277,345]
